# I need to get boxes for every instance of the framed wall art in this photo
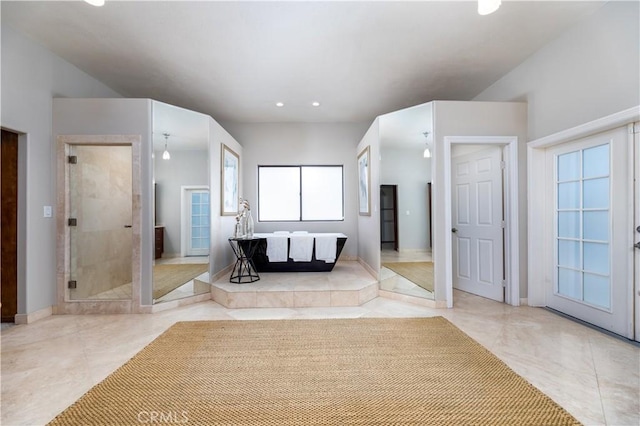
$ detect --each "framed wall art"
[221,144,239,215]
[357,146,371,216]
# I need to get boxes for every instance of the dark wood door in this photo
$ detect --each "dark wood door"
[1,129,19,322]
[380,185,398,251]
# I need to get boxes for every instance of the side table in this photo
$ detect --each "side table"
[228,237,261,283]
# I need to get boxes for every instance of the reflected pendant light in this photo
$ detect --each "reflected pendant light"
[162,133,171,160]
[423,131,432,158]
[478,0,501,15]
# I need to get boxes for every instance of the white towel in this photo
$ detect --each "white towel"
[292,231,308,234]
[289,235,314,262]
[315,235,338,263]
[273,231,290,235]
[266,235,288,262]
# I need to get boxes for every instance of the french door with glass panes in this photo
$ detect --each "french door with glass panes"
[545,126,633,338]
[185,188,210,256]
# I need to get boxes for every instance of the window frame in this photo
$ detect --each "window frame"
[257,165,345,222]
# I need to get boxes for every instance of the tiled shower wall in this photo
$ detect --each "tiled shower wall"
[69,145,133,299]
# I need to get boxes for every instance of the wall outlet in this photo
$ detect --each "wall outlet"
[43,205,53,218]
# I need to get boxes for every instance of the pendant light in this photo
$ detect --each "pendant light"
[478,0,501,15]
[422,131,432,158]
[162,133,171,160]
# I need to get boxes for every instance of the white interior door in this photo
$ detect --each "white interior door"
[452,146,504,302]
[545,126,633,338]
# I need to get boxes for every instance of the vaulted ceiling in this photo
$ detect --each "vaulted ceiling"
[2,1,605,123]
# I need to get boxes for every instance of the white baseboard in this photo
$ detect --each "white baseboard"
[15,306,53,324]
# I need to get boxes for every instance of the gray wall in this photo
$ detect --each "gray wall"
[52,98,154,305]
[380,146,432,250]
[431,101,527,301]
[222,122,370,259]
[356,120,381,274]
[1,26,122,315]
[154,150,208,255]
[474,1,640,140]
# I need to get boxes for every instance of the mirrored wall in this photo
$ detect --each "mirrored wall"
[151,101,211,304]
[378,103,434,300]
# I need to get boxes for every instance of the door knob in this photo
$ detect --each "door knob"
[451,228,458,233]
[635,242,640,250]
[124,225,132,228]
[636,226,640,233]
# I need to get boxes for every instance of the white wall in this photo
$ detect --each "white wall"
[380,146,432,250]
[154,150,208,255]
[356,119,381,275]
[431,101,528,301]
[208,118,244,275]
[52,98,154,304]
[1,26,122,315]
[221,122,370,259]
[474,1,640,140]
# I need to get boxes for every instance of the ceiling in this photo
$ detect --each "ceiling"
[3,1,604,124]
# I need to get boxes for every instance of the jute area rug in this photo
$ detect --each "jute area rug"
[383,261,434,292]
[48,317,579,426]
[152,263,208,300]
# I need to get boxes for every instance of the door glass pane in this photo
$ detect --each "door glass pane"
[583,178,609,209]
[558,211,580,239]
[555,143,611,308]
[69,145,132,300]
[583,211,608,241]
[583,144,609,179]
[584,273,610,309]
[558,182,580,209]
[558,268,582,299]
[583,242,609,275]
[558,240,581,269]
[190,190,210,255]
[557,151,580,181]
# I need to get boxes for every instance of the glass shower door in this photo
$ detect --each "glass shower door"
[68,145,133,300]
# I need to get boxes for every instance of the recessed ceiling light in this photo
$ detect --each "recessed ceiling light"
[276,102,284,107]
[312,102,320,107]
[84,0,105,6]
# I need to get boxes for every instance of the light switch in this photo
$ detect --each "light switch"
[43,206,53,218]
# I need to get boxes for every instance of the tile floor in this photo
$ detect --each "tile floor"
[380,249,434,299]
[88,256,211,302]
[1,273,638,425]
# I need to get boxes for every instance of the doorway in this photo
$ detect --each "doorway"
[443,136,519,307]
[380,185,398,251]
[544,126,633,338]
[1,129,19,322]
[56,135,142,314]
[451,145,504,302]
[68,144,133,300]
[182,186,210,257]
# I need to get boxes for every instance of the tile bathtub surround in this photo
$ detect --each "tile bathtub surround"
[1,292,638,425]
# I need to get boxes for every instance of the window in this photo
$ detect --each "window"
[258,166,344,221]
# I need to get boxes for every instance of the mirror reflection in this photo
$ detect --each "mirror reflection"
[152,101,210,304]
[378,104,434,300]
